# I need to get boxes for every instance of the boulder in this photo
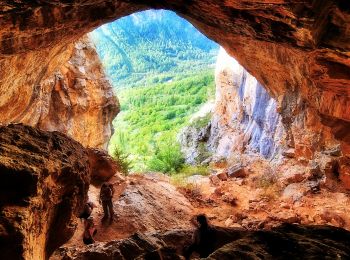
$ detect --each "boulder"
[209,174,221,185]
[282,183,310,203]
[227,164,247,178]
[216,171,228,181]
[0,124,90,260]
[87,148,119,183]
[282,148,295,158]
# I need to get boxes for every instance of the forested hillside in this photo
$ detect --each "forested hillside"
[89,10,218,88]
[109,70,215,171]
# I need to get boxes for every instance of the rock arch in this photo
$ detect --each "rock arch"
[1,1,349,150]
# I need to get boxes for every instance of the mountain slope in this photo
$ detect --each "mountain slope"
[89,10,219,88]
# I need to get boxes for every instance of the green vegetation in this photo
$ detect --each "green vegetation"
[91,10,219,175]
[170,165,210,190]
[89,10,218,88]
[189,113,212,129]
[147,141,184,173]
[108,70,215,172]
[111,146,132,176]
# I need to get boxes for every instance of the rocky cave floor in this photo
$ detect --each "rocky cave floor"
[52,152,350,259]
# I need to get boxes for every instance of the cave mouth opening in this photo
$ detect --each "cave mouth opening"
[71,7,350,248]
[89,9,220,175]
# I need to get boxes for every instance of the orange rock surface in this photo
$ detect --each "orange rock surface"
[0,36,119,149]
[0,1,349,151]
[0,124,90,260]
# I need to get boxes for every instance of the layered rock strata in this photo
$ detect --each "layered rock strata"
[0,124,90,260]
[0,36,119,149]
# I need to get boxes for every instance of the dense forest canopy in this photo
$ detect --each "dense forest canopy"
[89,10,219,89]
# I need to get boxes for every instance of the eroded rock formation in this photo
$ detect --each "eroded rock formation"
[0,36,119,149]
[0,124,90,260]
[210,48,285,160]
[54,224,350,259]
[0,1,349,150]
[180,48,350,190]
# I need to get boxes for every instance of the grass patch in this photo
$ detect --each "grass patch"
[170,165,210,187]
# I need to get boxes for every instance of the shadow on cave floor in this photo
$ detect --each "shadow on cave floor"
[53,223,350,259]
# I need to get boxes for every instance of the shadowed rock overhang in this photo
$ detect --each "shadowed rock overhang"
[1,1,349,149]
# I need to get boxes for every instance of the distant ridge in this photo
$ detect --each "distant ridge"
[89,10,219,89]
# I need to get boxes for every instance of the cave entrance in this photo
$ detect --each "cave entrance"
[89,9,219,174]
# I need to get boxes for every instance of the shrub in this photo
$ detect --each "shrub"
[147,142,185,174]
[111,146,133,175]
[190,113,211,129]
[254,168,278,189]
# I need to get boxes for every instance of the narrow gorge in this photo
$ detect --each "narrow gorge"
[0,1,350,260]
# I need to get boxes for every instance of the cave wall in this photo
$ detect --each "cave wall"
[0,1,349,151]
[0,36,119,149]
[0,124,90,260]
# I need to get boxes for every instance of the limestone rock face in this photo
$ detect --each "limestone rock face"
[0,124,90,260]
[209,48,284,160]
[0,36,119,149]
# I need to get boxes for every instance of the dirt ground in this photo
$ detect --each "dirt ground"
[66,158,350,248]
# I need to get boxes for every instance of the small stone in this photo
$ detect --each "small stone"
[224,217,234,227]
[324,145,341,156]
[216,171,228,181]
[234,178,244,185]
[209,174,220,185]
[282,148,295,158]
[222,193,238,206]
[214,187,224,196]
[227,165,247,178]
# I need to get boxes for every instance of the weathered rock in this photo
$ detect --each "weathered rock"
[339,157,350,190]
[216,171,228,181]
[282,183,310,203]
[58,226,270,259]
[208,48,284,160]
[283,148,296,158]
[227,165,246,178]
[281,171,306,185]
[0,36,119,149]
[209,174,221,186]
[317,210,346,228]
[0,124,90,260]
[222,193,238,206]
[270,212,301,224]
[87,148,119,183]
[178,109,213,165]
[53,232,176,260]
[207,224,350,259]
[56,173,195,249]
